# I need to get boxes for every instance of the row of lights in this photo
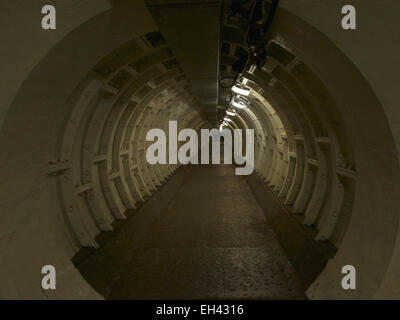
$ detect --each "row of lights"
[219,81,251,132]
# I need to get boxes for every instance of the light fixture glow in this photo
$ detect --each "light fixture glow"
[236,96,248,104]
[232,85,250,96]
[231,101,247,109]
[249,65,257,73]
[226,110,236,116]
[223,117,232,122]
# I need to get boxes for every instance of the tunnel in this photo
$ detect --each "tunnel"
[1,0,400,300]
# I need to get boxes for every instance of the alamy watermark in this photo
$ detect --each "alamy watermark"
[145,121,254,175]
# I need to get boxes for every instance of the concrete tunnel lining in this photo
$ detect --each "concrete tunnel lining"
[0,0,400,299]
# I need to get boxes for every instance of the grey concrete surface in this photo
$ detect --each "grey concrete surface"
[246,173,336,288]
[77,165,304,299]
[146,0,221,121]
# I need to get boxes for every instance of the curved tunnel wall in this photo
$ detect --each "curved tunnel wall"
[228,41,356,247]
[221,8,400,299]
[54,38,206,249]
[1,1,400,299]
[0,2,209,299]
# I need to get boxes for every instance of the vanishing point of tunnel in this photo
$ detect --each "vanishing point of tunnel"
[1,0,400,300]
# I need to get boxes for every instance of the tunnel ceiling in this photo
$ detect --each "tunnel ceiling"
[217,0,249,119]
[146,0,222,123]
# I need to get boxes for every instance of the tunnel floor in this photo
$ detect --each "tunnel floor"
[76,165,305,299]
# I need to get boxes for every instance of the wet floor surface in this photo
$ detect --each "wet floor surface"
[79,165,304,299]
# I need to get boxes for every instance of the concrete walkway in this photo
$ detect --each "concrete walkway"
[77,165,304,299]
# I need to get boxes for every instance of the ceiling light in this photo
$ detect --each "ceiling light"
[226,110,236,116]
[241,77,249,85]
[232,85,250,96]
[249,65,257,73]
[231,101,247,109]
[236,95,248,104]
[223,117,232,122]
